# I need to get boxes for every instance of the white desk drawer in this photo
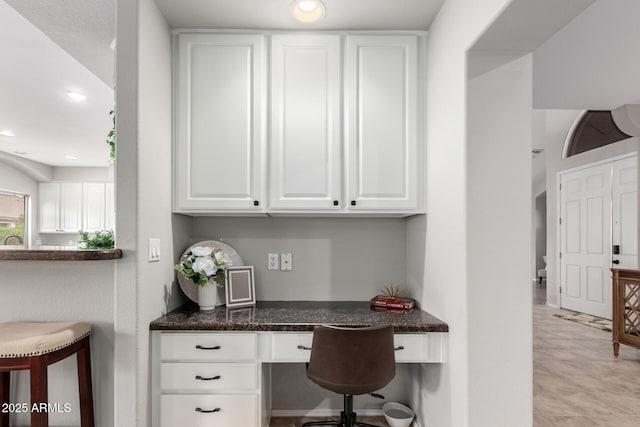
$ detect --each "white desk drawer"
[160,333,257,361]
[161,394,257,427]
[271,333,431,362]
[271,333,313,362]
[393,334,428,362]
[161,363,258,391]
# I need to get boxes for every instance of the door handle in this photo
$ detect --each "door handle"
[612,260,620,264]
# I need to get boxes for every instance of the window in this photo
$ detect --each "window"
[0,191,27,247]
[565,110,632,158]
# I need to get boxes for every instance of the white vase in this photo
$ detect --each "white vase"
[198,279,223,311]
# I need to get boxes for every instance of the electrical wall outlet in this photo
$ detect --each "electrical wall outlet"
[268,253,279,270]
[280,252,293,271]
[148,238,160,262]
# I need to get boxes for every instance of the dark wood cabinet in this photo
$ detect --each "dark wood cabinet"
[611,269,640,356]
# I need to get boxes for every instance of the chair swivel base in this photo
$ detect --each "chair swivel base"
[302,394,382,427]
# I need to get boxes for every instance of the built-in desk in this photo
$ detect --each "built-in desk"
[150,301,448,427]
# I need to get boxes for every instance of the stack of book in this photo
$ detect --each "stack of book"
[370,295,415,311]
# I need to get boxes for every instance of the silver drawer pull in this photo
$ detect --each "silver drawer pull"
[394,346,405,351]
[195,345,221,350]
[195,375,221,381]
[297,345,312,350]
[195,407,220,414]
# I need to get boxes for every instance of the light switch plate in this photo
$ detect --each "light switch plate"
[268,253,279,270]
[148,238,160,262]
[280,252,292,271]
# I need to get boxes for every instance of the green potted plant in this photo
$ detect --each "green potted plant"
[77,230,115,250]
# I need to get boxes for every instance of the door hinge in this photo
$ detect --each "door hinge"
[559,183,562,191]
[559,217,562,225]
[560,287,562,294]
[559,252,562,259]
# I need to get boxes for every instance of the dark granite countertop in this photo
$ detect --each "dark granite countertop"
[150,301,448,333]
[0,248,123,261]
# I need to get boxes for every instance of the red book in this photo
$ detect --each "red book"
[370,295,414,310]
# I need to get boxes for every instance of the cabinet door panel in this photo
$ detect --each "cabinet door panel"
[83,183,105,232]
[175,34,264,211]
[39,183,60,232]
[60,183,82,231]
[346,36,418,210]
[270,35,341,209]
[105,183,115,231]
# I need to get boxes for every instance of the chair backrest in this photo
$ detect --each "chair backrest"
[306,324,395,395]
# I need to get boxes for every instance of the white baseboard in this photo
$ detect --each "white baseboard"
[546,302,559,308]
[270,409,423,427]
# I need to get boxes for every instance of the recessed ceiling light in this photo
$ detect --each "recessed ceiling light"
[65,155,78,160]
[290,0,326,23]
[66,91,87,102]
[0,130,15,137]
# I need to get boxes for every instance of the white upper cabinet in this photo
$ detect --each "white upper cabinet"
[39,182,115,233]
[83,183,106,232]
[270,35,341,210]
[172,32,424,216]
[345,35,419,211]
[105,183,115,231]
[39,183,82,233]
[174,34,265,212]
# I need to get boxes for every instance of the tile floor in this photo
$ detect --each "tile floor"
[271,282,640,427]
[533,282,640,426]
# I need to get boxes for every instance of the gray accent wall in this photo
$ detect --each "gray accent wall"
[189,216,410,301]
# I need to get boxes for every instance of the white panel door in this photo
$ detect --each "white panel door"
[270,35,341,210]
[612,156,638,269]
[83,183,106,232]
[345,35,418,211]
[174,34,264,212]
[560,155,638,319]
[560,164,611,318]
[38,183,60,232]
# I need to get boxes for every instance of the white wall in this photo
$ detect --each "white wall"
[466,53,533,426]
[52,166,111,182]
[271,364,413,413]
[0,160,38,246]
[191,217,409,301]
[534,0,640,109]
[418,0,519,425]
[541,110,639,306]
[136,1,192,427]
[0,261,115,427]
[534,192,547,276]
[113,0,138,424]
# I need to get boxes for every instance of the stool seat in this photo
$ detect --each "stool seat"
[0,322,94,427]
[0,322,91,358]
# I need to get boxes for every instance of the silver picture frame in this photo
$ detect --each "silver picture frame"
[225,266,256,308]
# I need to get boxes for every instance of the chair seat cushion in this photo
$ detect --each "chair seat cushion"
[0,322,91,358]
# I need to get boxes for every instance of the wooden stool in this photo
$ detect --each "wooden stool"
[0,322,94,427]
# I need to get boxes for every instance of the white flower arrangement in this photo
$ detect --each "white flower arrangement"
[174,246,230,287]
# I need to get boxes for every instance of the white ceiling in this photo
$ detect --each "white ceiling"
[155,0,445,30]
[4,0,115,86]
[0,0,113,168]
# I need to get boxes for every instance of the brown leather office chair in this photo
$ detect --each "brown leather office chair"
[302,325,395,427]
